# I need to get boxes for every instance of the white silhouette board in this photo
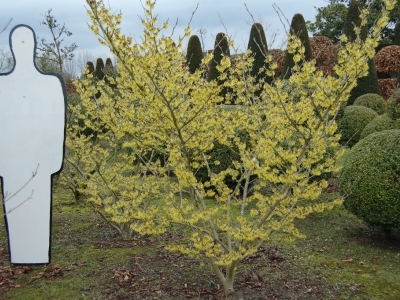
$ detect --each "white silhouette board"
[0,25,66,264]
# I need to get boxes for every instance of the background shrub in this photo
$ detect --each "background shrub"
[282,13,312,79]
[186,35,204,74]
[360,113,400,139]
[353,93,386,115]
[339,129,400,233]
[386,89,400,119]
[337,105,378,147]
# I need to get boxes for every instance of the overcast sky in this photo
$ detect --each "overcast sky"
[0,0,328,71]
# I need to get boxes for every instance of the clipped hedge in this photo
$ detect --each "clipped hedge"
[337,105,378,147]
[353,93,386,115]
[360,113,400,139]
[386,89,400,120]
[339,129,400,232]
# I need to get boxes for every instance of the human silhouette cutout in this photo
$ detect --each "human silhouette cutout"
[0,25,66,264]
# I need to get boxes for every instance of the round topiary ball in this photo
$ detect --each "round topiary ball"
[360,113,400,139]
[337,105,378,147]
[353,93,386,115]
[386,89,400,120]
[339,129,400,232]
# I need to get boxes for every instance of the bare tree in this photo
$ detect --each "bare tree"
[37,9,77,74]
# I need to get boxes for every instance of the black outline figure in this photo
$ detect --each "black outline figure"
[0,25,66,265]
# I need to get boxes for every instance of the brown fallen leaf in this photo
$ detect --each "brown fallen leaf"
[342,258,353,263]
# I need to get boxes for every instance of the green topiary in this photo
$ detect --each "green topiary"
[347,58,381,105]
[342,0,368,43]
[360,113,400,139]
[85,61,95,77]
[386,89,400,119]
[282,13,313,79]
[186,35,204,74]
[353,93,386,115]
[394,20,400,45]
[337,105,378,147]
[195,131,255,197]
[208,32,231,103]
[397,67,400,88]
[342,1,381,105]
[247,23,273,88]
[339,129,400,233]
[95,57,105,80]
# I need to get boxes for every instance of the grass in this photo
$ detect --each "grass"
[1,172,400,299]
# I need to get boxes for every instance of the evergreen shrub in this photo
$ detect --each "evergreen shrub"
[339,129,400,233]
[360,113,400,139]
[386,89,400,119]
[353,93,386,115]
[337,105,378,147]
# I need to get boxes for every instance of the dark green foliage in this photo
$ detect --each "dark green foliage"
[208,33,231,102]
[339,129,400,232]
[307,1,348,43]
[386,89,400,119]
[393,20,400,45]
[347,58,381,105]
[397,67,400,87]
[360,113,400,139]
[95,58,105,80]
[338,105,378,147]
[104,58,117,88]
[208,32,230,81]
[353,93,386,115]
[86,61,95,76]
[195,132,255,197]
[282,14,313,79]
[342,0,368,42]
[186,35,204,74]
[105,57,113,68]
[247,23,273,87]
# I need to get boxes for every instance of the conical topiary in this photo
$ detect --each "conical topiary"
[95,58,105,80]
[208,32,230,81]
[343,1,380,105]
[208,32,231,103]
[397,66,400,88]
[348,59,381,105]
[393,20,400,45]
[342,0,368,42]
[186,35,204,74]
[86,61,95,76]
[105,57,113,69]
[247,23,273,98]
[247,23,273,87]
[282,13,313,79]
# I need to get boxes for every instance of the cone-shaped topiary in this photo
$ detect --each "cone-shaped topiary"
[186,35,204,74]
[85,61,95,76]
[342,0,368,42]
[104,58,117,88]
[394,20,400,45]
[339,129,400,234]
[95,58,105,80]
[360,113,400,139]
[397,67,400,88]
[342,1,379,105]
[353,93,386,115]
[348,58,381,105]
[105,57,113,69]
[282,13,313,79]
[386,89,400,119]
[247,23,273,87]
[337,105,378,147]
[208,32,231,102]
